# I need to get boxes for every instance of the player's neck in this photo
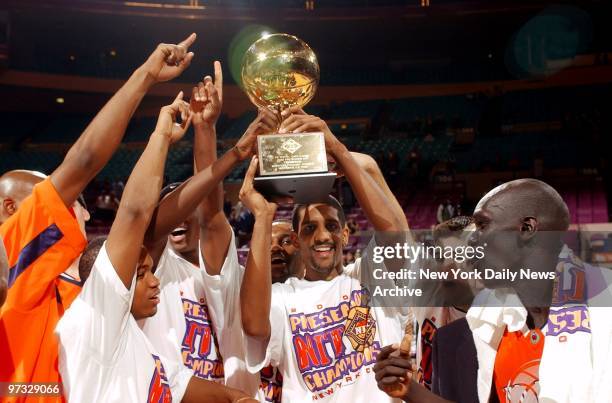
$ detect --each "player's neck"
[64,257,80,280]
[526,307,550,329]
[304,265,341,281]
[180,250,199,267]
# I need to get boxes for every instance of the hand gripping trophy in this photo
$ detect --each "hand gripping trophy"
[241,33,337,203]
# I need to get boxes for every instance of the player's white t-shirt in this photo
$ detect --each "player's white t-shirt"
[140,244,224,382]
[244,246,410,403]
[413,306,466,389]
[199,233,268,400]
[56,243,193,403]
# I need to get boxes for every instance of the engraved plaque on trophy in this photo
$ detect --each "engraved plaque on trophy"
[258,132,327,176]
[241,33,336,203]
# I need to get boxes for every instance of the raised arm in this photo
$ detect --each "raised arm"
[50,34,196,208]
[106,93,191,288]
[145,108,278,265]
[280,110,407,232]
[191,61,233,275]
[349,152,408,229]
[239,157,276,339]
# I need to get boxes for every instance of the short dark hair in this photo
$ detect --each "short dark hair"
[433,215,473,240]
[291,195,346,232]
[79,237,107,283]
[159,182,183,201]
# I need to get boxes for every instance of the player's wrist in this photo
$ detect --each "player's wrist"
[252,208,272,220]
[194,120,216,132]
[327,139,347,160]
[151,129,173,144]
[133,64,157,88]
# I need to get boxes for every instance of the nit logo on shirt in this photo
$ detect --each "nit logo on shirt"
[148,354,172,403]
[288,290,381,395]
[181,297,224,381]
[503,359,541,403]
[260,364,283,403]
[344,305,376,353]
[417,318,437,389]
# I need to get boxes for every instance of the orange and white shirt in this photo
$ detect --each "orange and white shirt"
[0,178,86,402]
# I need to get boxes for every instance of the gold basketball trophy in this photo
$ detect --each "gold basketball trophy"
[241,33,336,203]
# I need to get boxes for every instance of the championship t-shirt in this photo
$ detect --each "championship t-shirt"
[140,244,224,382]
[258,364,283,403]
[56,244,192,403]
[413,307,466,389]
[493,328,545,403]
[244,247,410,403]
[199,231,272,400]
[0,178,87,402]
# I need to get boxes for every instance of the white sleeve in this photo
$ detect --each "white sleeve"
[199,230,244,341]
[244,285,286,373]
[57,243,135,364]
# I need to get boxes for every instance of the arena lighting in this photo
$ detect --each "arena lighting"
[228,24,276,88]
[56,97,65,104]
[124,2,205,10]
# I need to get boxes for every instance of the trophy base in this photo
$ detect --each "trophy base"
[254,172,337,204]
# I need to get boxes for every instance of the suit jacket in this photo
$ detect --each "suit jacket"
[431,317,487,403]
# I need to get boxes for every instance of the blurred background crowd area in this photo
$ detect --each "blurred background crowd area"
[0,0,611,265]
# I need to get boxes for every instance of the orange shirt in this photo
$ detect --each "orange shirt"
[0,178,87,403]
[493,328,545,403]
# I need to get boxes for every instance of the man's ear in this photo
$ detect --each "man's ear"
[2,198,17,217]
[342,225,350,247]
[520,216,538,241]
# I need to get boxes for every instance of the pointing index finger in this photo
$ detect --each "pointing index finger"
[214,61,223,102]
[244,156,258,188]
[178,33,197,50]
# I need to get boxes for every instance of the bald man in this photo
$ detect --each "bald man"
[373,179,612,403]
[431,179,612,403]
[0,169,46,223]
[0,33,197,397]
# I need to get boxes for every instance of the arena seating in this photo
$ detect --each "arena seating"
[1,84,609,232]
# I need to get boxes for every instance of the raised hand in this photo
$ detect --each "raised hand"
[239,156,277,217]
[279,107,340,154]
[233,108,279,161]
[154,91,193,144]
[142,33,196,83]
[190,60,223,127]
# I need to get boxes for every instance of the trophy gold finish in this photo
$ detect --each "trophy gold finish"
[241,33,336,203]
